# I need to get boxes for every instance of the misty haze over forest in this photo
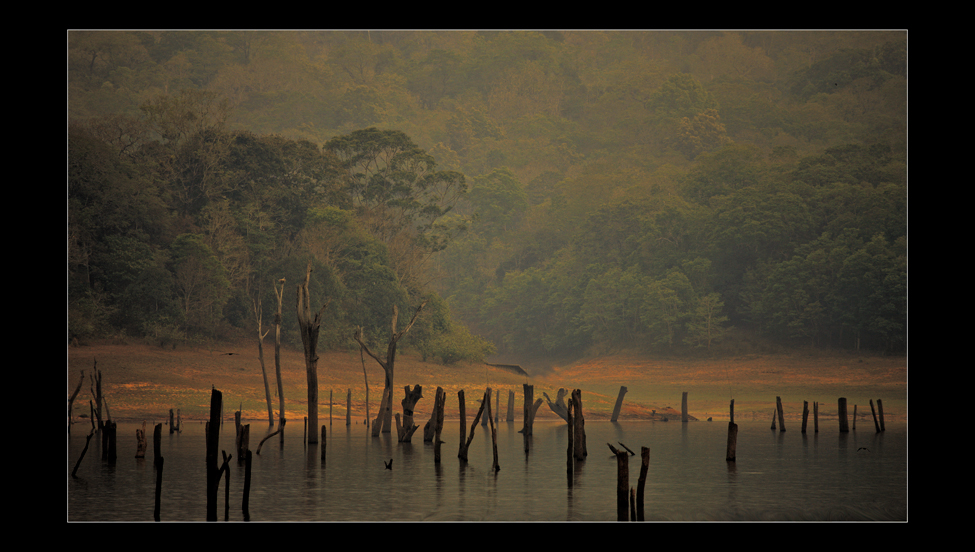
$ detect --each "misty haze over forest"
[67,30,907,363]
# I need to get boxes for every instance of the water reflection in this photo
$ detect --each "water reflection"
[69,420,906,522]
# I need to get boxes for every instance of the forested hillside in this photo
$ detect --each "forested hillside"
[67,30,907,360]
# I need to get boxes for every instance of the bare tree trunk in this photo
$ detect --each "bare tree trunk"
[487,389,500,472]
[354,301,427,436]
[297,262,330,445]
[373,387,390,437]
[206,388,222,521]
[274,278,286,448]
[458,389,466,457]
[252,293,274,429]
[360,337,370,427]
[135,421,147,459]
[572,389,587,461]
[397,385,423,442]
[434,387,445,464]
[611,386,628,423]
[458,389,486,461]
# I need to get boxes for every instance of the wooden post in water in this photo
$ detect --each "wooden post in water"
[433,387,445,464]
[681,392,688,423]
[770,409,776,431]
[566,396,574,485]
[458,389,485,461]
[242,449,252,522]
[322,425,327,466]
[814,401,819,433]
[776,396,785,432]
[877,399,886,431]
[238,425,249,465]
[801,401,809,434]
[609,443,629,521]
[523,384,534,436]
[136,421,147,458]
[507,390,515,422]
[154,423,163,521]
[853,404,857,430]
[206,388,222,521]
[611,386,628,423]
[637,446,649,521]
[458,389,466,459]
[486,388,500,472]
[222,451,231,521]
[347,389,351,426]
[726,399,738,462]
[869,399,880,433]
[838,397,849,433]
[572,389,588,460]
[71,428,95,478]
[170,408,176,434]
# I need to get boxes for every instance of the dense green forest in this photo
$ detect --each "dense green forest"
[67,30,907,361]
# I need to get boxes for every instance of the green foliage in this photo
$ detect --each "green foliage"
[67,31,906,356]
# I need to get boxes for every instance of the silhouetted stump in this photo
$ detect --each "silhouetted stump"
[838,397,849,433]
[611,386,628,423]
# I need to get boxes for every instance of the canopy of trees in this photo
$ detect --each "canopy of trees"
[68,30,907,359]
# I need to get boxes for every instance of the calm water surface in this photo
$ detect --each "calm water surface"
[67,419,907,522]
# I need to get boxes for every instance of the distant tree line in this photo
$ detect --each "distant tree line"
[68,30,907,357]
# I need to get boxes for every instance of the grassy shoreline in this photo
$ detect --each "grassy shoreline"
[67,338,907,426]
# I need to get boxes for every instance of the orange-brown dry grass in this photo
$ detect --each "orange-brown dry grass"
[67,339,907,428]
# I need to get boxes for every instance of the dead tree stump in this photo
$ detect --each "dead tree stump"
[776,396,786,432]
[572,389,587,461]
[433,387,445,464]
[458,389,467,458]
[611,386,628,422]
[726,399,738,462]
[802,401,809,434]
[397,385,423,442]
[838,397,849,433]
[458,389,486,461]
[567,396,574,485]
[608,443,629,521]
[870,399,881,433]
[136,421,147,459]
[637,446,649,521]
[206,388,223,521]
[486,388,500,472]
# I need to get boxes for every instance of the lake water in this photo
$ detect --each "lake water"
[67,418,907,522]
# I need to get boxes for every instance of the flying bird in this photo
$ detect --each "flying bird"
[384,458,393,470]
[857,447,870,452]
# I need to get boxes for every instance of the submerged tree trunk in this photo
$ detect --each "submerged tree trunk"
[572,389,587,461]
[297,262,330,445]
[397,385,423,442]
[611,386,628,423]
[354,301,427,435]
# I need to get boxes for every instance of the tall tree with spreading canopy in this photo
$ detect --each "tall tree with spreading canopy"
[324,128,467,291]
